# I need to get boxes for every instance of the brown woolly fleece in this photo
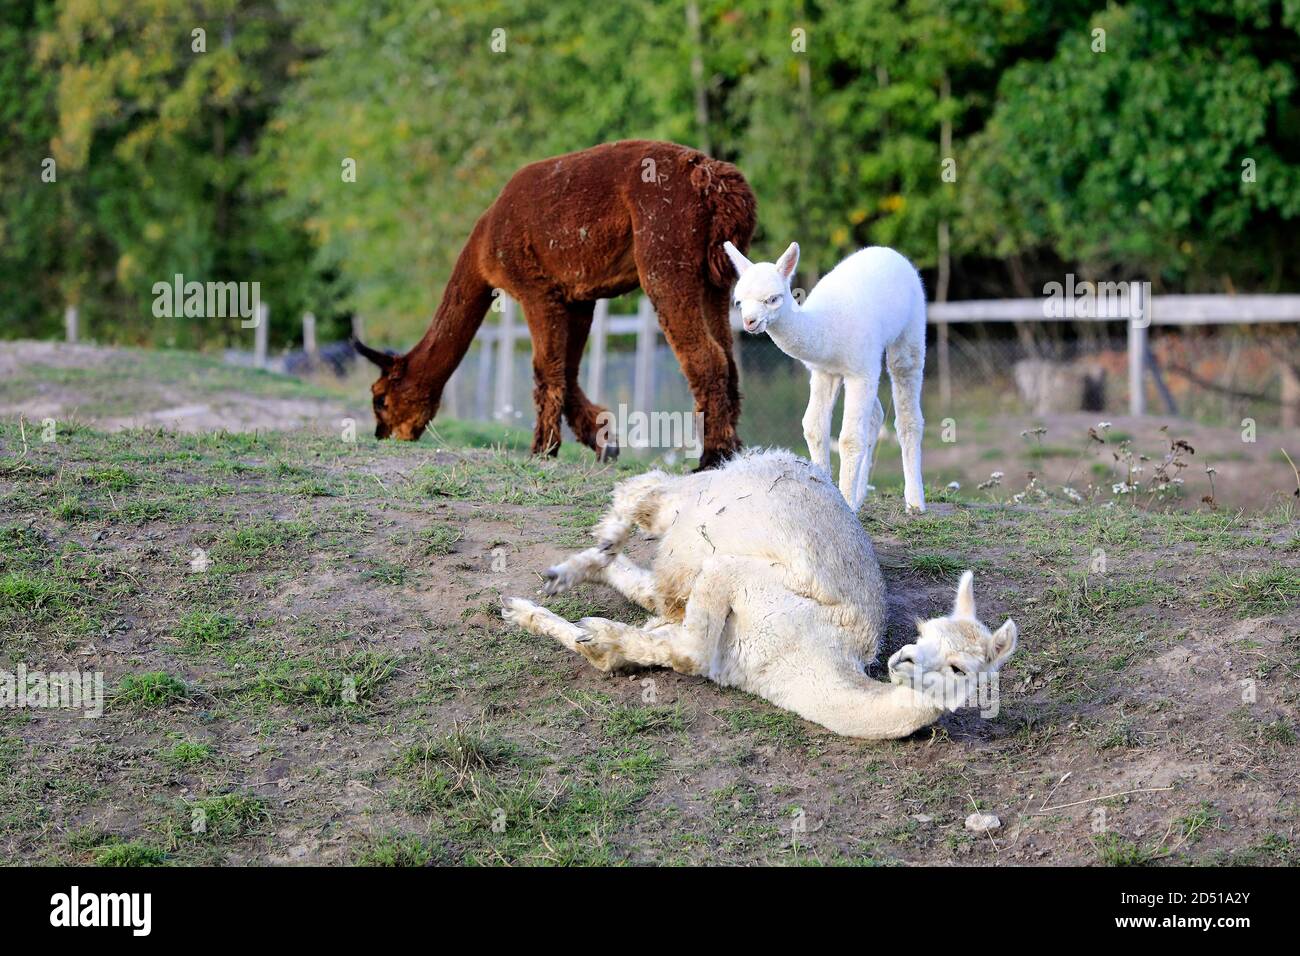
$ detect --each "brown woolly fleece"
[354,139,757,469]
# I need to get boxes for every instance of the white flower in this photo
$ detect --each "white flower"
[991,471,1004,480]
[1097,421,1112,430]
[1112,482,1133,495]
[946,481,961,491]
[1063,487,1083,503]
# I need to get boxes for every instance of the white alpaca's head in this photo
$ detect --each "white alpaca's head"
[887,571,1018,710]
[723,241,799,335]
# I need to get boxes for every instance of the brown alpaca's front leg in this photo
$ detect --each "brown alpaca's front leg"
[521,295,569,457]
[561,301,618,462]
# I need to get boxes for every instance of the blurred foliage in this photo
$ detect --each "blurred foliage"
[2,0,1299,345]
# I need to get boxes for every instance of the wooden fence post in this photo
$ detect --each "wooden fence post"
[935,219,952,410]
[586,299,608,404]
[634,296,656,413]
[936,322,951,411]
[443,367,461,420]
[64,305,79,344]
[302,312,317,356]
[494,296,518,421]
[474,329,494,420]
[1127,291,1146,416]
[254,302,269,369]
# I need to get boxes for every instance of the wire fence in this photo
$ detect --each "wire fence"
[436,302,1300,458]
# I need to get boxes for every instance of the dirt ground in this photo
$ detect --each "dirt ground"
[0,341,1297,866]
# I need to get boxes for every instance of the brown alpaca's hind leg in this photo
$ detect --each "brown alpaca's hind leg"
[561,301,617,461]
[650,284,739,471]
[701,283,742,452]
[520,293,569,456]
[632,212,740,469]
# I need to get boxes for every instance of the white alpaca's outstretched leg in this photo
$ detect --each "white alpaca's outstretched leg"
[501,597,655,672]
[886,333,926,513]
[578,554,747,674]
[575,617,707,674]
[837,375,880,511]
[501,597,589,650]
[802,370,842,475]
[542,470,670,594]
[598,554,659,612]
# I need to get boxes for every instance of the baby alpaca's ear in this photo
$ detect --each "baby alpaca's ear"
[985,619,1018,667]
[722,241,753,276]
[775,242,800,280]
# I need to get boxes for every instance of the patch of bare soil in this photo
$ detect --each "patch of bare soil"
[0,340,353,434]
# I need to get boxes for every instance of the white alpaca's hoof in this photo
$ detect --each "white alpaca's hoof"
[500,596,541,629]
[905,500,926,514]
[542,562,589,596]
[540,566,568,596]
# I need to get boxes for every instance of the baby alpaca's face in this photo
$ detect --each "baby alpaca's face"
[723,240,800,336]
[732,264,789,334]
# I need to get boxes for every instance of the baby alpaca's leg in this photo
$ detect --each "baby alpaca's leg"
[802,370,842,476]
[853,397,885,509]
[886,325,926,513]
[838,376,880,511]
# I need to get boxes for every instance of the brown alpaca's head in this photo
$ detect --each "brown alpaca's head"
[353,339,435,441]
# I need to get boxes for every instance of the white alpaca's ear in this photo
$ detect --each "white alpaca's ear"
[952,570,976,619]
[986,619,1018,666]
[722,241,753,276]
[775,242,800,280]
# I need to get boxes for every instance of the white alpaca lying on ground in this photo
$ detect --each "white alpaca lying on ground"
[501,449,1017,740]
[723,241,928,513]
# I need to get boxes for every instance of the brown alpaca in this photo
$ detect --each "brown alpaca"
[353,140,756,468]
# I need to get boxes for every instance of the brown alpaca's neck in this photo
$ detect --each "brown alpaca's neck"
[406,231,496,409]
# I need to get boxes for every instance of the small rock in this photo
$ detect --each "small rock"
[912,814,934,824]
[965,812,1001,833]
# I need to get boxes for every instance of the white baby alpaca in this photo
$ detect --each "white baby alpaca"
[501,449,1018,740]
[724,241,927,512]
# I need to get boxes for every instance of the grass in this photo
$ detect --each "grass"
[185,793,269,840]
[115,672,188,708]
[1092,832,1158,866]
[391,722,644,865]
[175,611,239,648]
[94,841,167,866]
[715,706,812,749]
[1203,568,1300,616]
[907,552,968,578]
[0,570,74,623]
[162,740,212,766]
[601,703,689,738]
[356,834,433,866]
[248,652,398,708]
[420,524,463,556]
